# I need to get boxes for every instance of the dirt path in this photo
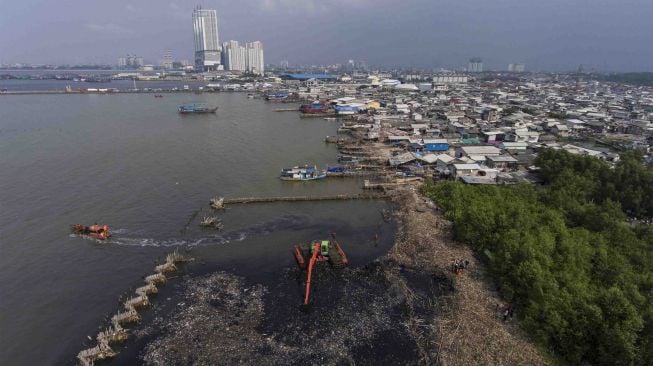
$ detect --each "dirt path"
[387,185,550,365]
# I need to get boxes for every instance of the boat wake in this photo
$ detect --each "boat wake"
[110,237,202,247]
[106,215,317,248]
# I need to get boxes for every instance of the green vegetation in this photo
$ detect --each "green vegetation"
[537,149,653,219]
[422,150,653,365]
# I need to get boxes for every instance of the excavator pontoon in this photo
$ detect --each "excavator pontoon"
[293,238,349,306]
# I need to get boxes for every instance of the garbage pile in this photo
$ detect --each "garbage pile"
[140,263,428,365]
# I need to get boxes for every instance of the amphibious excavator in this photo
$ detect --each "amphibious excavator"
[293,238,348,306]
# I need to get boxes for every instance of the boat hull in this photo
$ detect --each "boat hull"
[279,174,326,181]
[178,108,217,114]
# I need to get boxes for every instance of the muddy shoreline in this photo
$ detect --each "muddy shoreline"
[131,185,548,365]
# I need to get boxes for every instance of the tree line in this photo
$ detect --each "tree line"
[422,149,653,365]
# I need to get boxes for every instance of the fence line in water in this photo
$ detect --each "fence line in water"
[77,251,192,366]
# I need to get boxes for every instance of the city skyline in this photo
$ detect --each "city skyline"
[1,0,652,71]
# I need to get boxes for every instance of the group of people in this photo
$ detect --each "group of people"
[451,259,470,275]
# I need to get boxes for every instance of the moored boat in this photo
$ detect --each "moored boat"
[178,102,218,114]
[300,102,329,114]
[280,165,327,181]
[334,104,361,115]
[338,155,360,164]
[265,90,289,102]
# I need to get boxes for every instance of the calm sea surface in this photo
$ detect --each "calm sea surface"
[0,91,395,365]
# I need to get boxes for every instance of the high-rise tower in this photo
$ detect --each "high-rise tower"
[245,41,264,75]
[222,40,246,72]
[192,7,222,71]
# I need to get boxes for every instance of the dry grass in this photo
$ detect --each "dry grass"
[386,186,550,366]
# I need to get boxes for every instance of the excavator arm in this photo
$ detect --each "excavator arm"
[303,243,321,305]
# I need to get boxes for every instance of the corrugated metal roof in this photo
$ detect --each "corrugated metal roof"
[488,156,518,162]
[422,139,449,144]
[453,163,481,170]
[416,154,439,164]
[389,152,416,166]
[460,146,501,155]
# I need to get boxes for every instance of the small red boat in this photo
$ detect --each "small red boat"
[71,224,111,240]
[300,102,329,114]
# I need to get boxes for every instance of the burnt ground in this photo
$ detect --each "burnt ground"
[139,260,451,366]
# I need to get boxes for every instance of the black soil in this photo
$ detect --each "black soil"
[139,261,430,365]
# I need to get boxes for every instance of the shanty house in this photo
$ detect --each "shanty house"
[389,152,417,166]
[422,139,449,152]
[552,124,569,137]
[452,163,481,179]
[486,155,519,170]
[455,145,502,158]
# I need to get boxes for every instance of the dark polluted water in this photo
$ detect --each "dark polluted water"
[0,91,398,365]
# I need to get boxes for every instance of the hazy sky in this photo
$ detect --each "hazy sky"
[1,0,651,71]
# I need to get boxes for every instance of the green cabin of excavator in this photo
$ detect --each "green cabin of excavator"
[320,240,330,256]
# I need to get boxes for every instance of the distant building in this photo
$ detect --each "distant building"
[193,7,222,71]
[221,40,264,75]
[222,40,246,72]
[433,74,468,84]
[117,54,144,69]
[245,41,264,75]
[355,60,368,71]
[508,63,525,72]
[281,74,336,81]
[163,49,173,70]
[468,57,483,72]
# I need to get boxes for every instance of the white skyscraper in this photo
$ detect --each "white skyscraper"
[192,7,222,71]
[245,41,264,75]
[222,40,247,72]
